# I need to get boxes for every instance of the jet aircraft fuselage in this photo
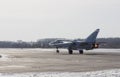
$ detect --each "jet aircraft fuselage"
[49,29,100,54]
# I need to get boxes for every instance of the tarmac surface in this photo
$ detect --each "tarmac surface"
[0,48,120,73]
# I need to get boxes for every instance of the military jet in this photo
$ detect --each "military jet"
[49,29,100,54]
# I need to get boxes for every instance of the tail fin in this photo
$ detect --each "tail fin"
[85,29,100,43]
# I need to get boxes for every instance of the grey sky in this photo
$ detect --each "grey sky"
[0,0,120,41]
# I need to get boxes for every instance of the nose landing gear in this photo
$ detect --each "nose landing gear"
[56,47,59,53]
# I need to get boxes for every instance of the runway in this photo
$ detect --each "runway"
[0,48,120,73]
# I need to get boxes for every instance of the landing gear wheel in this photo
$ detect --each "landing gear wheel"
[56,47,59,53]
[56,50,59,53]
[69,49,73,54]
[79,50,83,54]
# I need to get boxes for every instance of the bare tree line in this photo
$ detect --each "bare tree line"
[0,38,119,48]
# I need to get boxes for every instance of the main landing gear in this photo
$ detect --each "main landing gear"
[79,50,83,54]
[68,49,73,54]
[55,48,84,54]
[68,49,83,54]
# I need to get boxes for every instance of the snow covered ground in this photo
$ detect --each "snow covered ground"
[1,69,120,77]
[0,49,120,77]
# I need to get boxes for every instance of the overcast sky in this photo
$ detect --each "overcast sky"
[0,0,120,41]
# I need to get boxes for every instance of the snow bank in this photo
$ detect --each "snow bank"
[1,69,120,77]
